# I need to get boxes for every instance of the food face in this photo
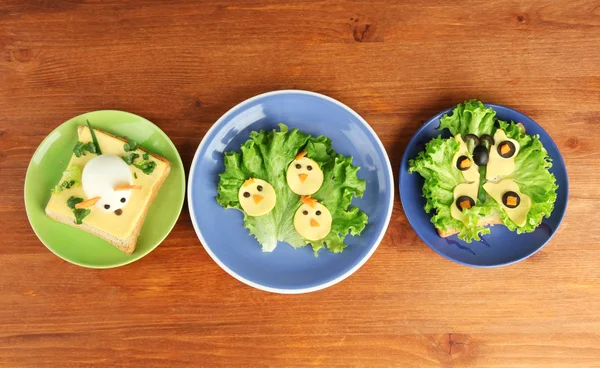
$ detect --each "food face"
[238,178,276,216]
[293,196,332,241]
[286,152,324,195]
[82,154,134,213]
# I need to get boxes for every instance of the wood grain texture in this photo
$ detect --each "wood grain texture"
[1,0,600,367]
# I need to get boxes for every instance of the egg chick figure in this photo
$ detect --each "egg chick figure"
[77,154,140,214]
[238,178,276,216]
[286,151,324,195]
[294,196,332,241]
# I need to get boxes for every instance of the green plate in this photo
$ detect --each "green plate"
[25,110,185,268]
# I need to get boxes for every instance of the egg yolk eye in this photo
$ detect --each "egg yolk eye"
[120,197,126,203]
[295,164,301,169]
[257,185,263,192]
[302,210,308,215]
[307,165,313,171]
[316,210,321,215]
[243,192,250,198]
[104,204,111,210]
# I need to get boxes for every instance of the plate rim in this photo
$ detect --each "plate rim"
[399,102,569,267]
[188,89,394,294]
[24,109,186,269]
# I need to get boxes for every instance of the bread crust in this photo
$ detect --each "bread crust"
[45,126,171,254]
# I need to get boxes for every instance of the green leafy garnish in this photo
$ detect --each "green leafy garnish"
[143,152,150,160]
[134,172,138,179]
[73,141,98,157]
[67,196,83,209]
[73,208,91,225]
[123,138,138,152]
[51,165,82,194]
[134,160,156,175]
[86,120,102,155]
[122,153,140,165]
[216,124,368,255]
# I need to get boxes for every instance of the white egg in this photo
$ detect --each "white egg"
[82,154,133,213]
[286,155,324,195]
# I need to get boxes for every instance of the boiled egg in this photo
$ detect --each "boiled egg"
[82,154,136,213]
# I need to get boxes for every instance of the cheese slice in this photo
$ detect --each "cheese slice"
[486,129,520,182]
[45,127,169,239]
[453,134,479,183]
[450,181,479,223]
[294,202,332,241]
[286,157,324,195]
[238,178,276,216]
[483,179,531,227]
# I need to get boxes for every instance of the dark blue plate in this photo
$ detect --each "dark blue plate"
[189,90,393,293]
[400,104,568,267]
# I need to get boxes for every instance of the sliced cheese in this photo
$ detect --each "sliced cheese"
[483,179,531,227]
[453,134,479,183]
[294,202,332,241]
[238,178,276,216]
[450,181,479,223]
[286,157,323,195]
[486,129,520,182]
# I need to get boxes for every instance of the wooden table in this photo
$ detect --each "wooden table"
[2,1,599,367]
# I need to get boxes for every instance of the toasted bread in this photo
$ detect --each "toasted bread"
[45,126,171,254]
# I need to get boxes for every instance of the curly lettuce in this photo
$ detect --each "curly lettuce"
[50,165,82,194]
[216,124,368,255]
[439,99,496,138]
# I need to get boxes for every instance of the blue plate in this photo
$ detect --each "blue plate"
[188,90,394,293]
[400,103,568,267]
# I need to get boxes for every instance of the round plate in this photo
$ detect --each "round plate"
[25,110,185,268]
[188,90,394,293]
[400,103,568,267]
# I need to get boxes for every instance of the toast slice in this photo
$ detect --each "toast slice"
[45,126,171,254]
[437,123,526,238]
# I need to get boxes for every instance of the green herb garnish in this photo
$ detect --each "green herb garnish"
[142,152,149,160]
[122,153,139,165]
[73,141,97,157]
[134,160,156,175]
[67,196,83,209]
[134,172,138,179]
[124,138,138,152]
[73,208,91,225]
[86,120,102,155]
[51,166,82,194]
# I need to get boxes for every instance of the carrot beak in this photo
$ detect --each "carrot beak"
[298,173,308,183]
[75,196,101,209]
[114,184,142,191]
[310,219,320,227]
[253,195,264,204]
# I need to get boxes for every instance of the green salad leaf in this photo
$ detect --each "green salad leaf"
[493,120,558,233]
[51,165,82,194]
[216,124,368,254]
[439,99,496,138]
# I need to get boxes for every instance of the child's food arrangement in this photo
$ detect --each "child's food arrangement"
[45,122,171,254]
[408,100,558,242]
[216,124,368,255]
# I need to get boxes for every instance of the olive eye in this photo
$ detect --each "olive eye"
[302,210,308,215]
[307,165,313,171]
[120,197,126,203]
[104,204,111,210]
[295,164,301,169]
[257,185,263,192]
[502,191,520,208]
[455,196,475,211]
[456,155,472,171]
[243,192,250,198]
[315,210,321,215]
[497,141,516,158]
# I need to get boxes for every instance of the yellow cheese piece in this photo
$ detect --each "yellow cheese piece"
[450,181,479,223]
[294,202,332,241]
[238,178,276,216]
[286,157,324,195]
[453,135,479,183]
[45,127,169,239]
[486,129,520,182]
[483,179,531,227]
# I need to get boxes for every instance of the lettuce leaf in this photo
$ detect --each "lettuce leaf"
[216,124,368,254]
[408,136,492,242]
[51,165,82,194]
[492,120,558,233]
[439,99,496,138]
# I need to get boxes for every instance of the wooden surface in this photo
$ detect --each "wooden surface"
[1,1,600,367]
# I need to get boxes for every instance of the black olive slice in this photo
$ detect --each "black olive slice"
[456,155,472,171]
[473,145,489,166]
[456,196,475,211]
[295,164,301,169]
[243,192,251,198]
[104,204,110,210]
[463,134,480,146]
[502,191,520,208]
[480,134,495,147]
[257,185,263,192]
[302,210,308,215]
[497,141,516,158]
[316,210,321,215]
[307,165,312,171]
